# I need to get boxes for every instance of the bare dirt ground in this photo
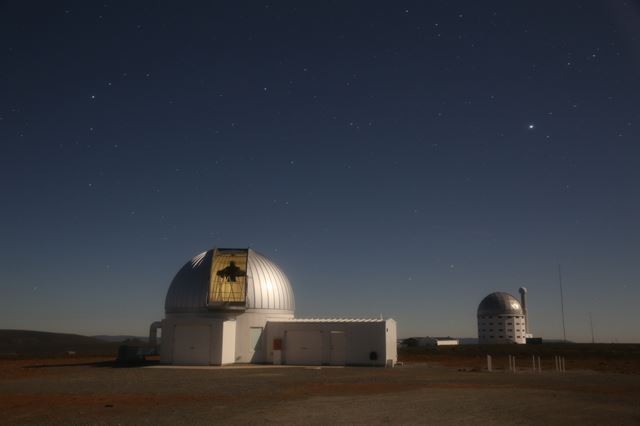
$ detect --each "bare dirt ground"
[1,354,640,426]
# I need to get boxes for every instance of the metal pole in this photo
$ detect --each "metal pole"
[589,312,595,344]
[487,355,492,372]
[537,356,541,373]
[558,264,567,342]
[532,355,536,372]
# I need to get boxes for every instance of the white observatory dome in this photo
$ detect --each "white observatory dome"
[165,248,295,314]
[153,246,397,366]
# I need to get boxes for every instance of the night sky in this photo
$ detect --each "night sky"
[2,1,639,342]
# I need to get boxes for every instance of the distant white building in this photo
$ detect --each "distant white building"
[150,248,397,366]
[424,337,459,346]
[400,337,459,347]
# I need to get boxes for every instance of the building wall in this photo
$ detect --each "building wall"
[385,319,397,364]
[159,313,396,366]
[160,316,236,365]
[264,320,397,366]
[220,320,237,364]
[233,310,294,363]
[477,314,527,344]
[160,310,293,365]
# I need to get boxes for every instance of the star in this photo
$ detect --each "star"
[528,123,535,130]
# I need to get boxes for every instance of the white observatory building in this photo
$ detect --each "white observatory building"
[150,248,397,366]
[477,287,532,344]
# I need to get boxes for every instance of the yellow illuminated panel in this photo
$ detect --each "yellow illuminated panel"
[209,249,248,304]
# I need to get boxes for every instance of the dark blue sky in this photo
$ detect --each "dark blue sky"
[1,1,639,341]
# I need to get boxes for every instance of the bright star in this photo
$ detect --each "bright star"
[528,123,535,129]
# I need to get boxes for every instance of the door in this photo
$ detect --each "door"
[172,325,211,365]
[285,330,323,365]
[329,331,346,365]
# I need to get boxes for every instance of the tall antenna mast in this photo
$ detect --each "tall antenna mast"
[558,264,567,342]
[589,312,595,344]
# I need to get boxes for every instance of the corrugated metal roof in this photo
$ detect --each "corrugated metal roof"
[269,318,387,323]
[165,248,295,314]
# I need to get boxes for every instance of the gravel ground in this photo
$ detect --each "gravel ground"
[1,359,639,425]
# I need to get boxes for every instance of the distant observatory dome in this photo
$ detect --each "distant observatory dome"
[165,248,295,314]
[477,292,523,316]
[477,291,527,344]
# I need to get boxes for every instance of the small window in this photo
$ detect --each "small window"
[499,336,503,338]
[490,335,494,338]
